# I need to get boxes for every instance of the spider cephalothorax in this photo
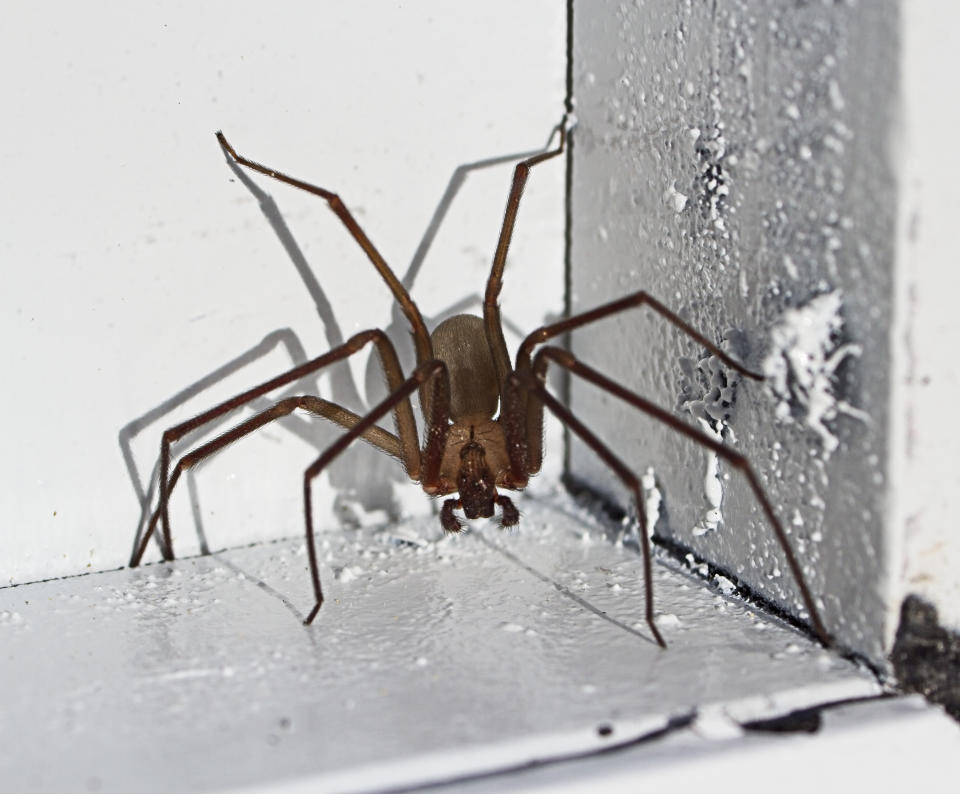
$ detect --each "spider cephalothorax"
[131,117,831,650]
[438,431,521,532]
[455,439,498,518]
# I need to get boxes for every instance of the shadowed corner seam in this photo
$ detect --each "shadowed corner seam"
[558,473,889,682]
[561,0,575,479]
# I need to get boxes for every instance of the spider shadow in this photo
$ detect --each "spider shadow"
[121,137,549,565]
[119,328,318,560]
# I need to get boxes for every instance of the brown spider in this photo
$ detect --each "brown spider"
[130,118,829,649]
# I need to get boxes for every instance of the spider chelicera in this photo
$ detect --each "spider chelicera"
[130,117,829,649]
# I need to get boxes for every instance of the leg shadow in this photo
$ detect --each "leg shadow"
[123,130,556,568]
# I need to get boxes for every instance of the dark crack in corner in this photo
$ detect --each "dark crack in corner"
[741,693,895,735]
[891,595,960,722]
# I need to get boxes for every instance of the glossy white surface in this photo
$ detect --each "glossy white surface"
[0,498,879,793]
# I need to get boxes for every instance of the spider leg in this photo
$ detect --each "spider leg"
[510,363,664,648]
[417,355,452,492]
[440,499,464,533]
[215,132,434,371]
[484,117,569,393]
[496,494,520,528]
[515,289,764,475]
[526,346,831,647]
[303,359,448,625]
[517,289,763,377]
[400,148,547,314]
[124,329,311,562]
[144,329,420,565]
[131,395,404,568]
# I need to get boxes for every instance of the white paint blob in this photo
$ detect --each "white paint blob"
[641,467,662,539]
[763,290,867,456]
[693,418,724,537]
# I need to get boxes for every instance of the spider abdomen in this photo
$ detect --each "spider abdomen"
[430,314,499,422]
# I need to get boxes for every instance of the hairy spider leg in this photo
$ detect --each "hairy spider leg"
[123,329,314,562]
[302,359,450,624]
[215,131,436,408]
[133,329,420,567]
[515,367,665,648]
[521,345,830,648]
[484,116,570,395]
[513,289,763,476]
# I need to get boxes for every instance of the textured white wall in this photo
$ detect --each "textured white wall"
[0,1,566,585]
[569,1,899,664]
[892,3,960,636]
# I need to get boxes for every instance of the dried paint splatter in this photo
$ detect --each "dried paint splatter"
[763,290,868,456]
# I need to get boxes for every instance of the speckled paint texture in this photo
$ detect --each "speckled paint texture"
[0,501,879,792]
[569,1,897,665]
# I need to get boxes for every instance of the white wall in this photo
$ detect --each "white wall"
[892,2,960,638]
[0,1,567,585]
[569,0,900,664]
